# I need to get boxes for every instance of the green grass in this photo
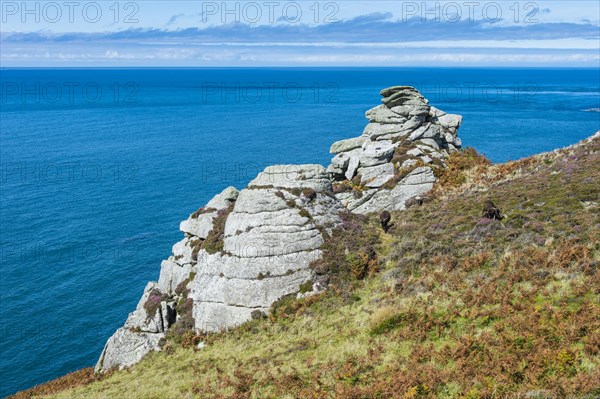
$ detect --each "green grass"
[17,136,600,399]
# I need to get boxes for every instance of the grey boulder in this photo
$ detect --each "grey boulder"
[179,186,238,238]
[330,136,367,154]
[95,328,164,372]
[359,163,395,188]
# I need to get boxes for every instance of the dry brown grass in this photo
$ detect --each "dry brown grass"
[7,368,110,399]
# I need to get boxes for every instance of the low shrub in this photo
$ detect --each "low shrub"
[332,182,352,194]
[346,251,377,280]
[311,211,380,285]
[190,207,217,219]
[269,292,323,321]
[190,238,202,261]
[298,208,310,218]
[435,147,491,190]
[299,280,313,294]
[369,306,407,335]
[174,272,196,297]
[143,289,169,319]
[165,298,195,344]
[203,204,234,254]
[302,188,317,201]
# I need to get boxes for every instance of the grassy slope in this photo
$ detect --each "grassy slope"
[18,134,600,399]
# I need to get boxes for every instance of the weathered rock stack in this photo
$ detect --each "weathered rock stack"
[191,165,343,332]
[327,86,462,213]
[95,186,240,370]
[95,86,463,371]
[95,165,344,371]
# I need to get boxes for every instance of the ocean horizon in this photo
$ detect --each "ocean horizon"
[1,67,599,397]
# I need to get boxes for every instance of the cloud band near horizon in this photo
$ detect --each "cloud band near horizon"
[2,12,599,67]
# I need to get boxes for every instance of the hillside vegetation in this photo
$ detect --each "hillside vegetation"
[15,134,600,399]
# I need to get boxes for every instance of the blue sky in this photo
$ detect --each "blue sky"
[1,1,599,66]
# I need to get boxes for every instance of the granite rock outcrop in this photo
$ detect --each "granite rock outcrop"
[95,86,463,371]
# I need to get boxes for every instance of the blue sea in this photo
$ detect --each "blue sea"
[0,68,599,397]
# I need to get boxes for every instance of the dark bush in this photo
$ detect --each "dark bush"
[299,208,311,218]
[311,211,380,285]
[302,188,317,201]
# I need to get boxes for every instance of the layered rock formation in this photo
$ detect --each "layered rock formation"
[192,165,343,332]
[96,86,463,371]
[327,86,462,213]
[96,166,343,371]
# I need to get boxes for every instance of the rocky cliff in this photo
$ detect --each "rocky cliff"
[327,86,461,213]
[95,86,464,371]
